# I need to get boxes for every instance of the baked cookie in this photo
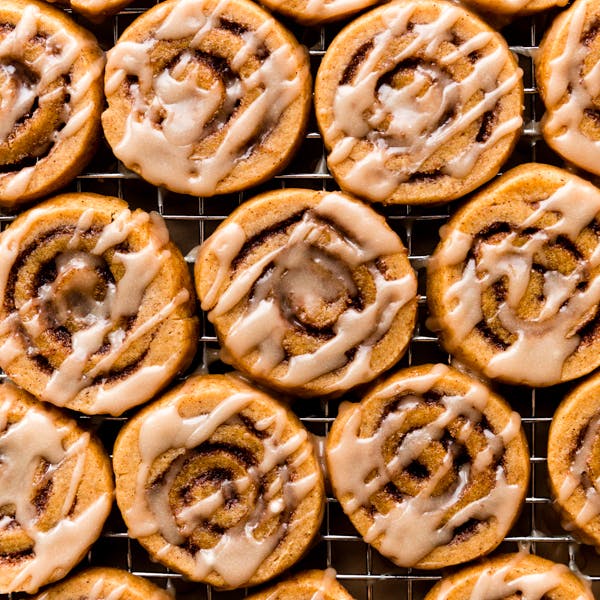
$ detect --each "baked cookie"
[247,569,355,599]
[428,164,600,387]
[314,0,523,205]
[326,364,529,569]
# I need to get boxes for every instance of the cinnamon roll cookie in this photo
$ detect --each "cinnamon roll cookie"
[43,0,134,22]
[424,553,593,599]
[314,0,523,205]
[537,0,600,176]
[0,0,104,207]
[0,382,113,594]
[0,193,198,415]
[247,569,355,600]
[102,0,311,198]
[112,374,325,589]
[461,0,568,18]
[326,364,529,570]
[33,567,172,600]
[259,0,379,25]
[428,164,600,387]
[195,189,418,398]
[548,371,600,547]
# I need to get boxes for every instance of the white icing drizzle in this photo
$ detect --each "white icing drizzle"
[436,554,589,600]
[327,365,523,567]
[104,0,305,196]
[126,389,319,588]
[541,0,600,175]
[558,413,600,529]
[0,399,111,594]
[0,204,188,414]
[0,5,105,200]
[201,192,416,392]
[323,2,522,201]
[432,178,600,386]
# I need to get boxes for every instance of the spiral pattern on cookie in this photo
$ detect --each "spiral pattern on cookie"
[113,374,325,589]
[33,567,172,600]
[0,193,198,415]
[428,164,600,387]
[548,371,600,547]
[195,189,418,397]
[326,364,529,570]
[247,569,355,600]
[0,382,113,594]
[314,0,523,205]
[102,0,311,198]
[0,0,104,207]
[537,0,600,176]
[424,553,593,599]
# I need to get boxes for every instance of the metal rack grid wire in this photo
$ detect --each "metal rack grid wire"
[2,0,600,598]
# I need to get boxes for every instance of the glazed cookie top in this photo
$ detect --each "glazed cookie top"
[315,0,523,205]
[428,163,600,387]
[102,0,311,197]
[537,0,600,176]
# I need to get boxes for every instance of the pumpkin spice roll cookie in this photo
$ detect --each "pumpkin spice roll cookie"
[428,164,600,387]
[537,0,600,176]
[314,0,523,205]
[326,364,529,570]
[548,371,600,548]
[0,193,198,415]
[102,0,311,198]
[113,374,325,590]
[0,382,113,594]
[0,0,104,207]
[195,188,418,398]
[33,567,172,600]
[424,553,593,599]
[247,569,355,600]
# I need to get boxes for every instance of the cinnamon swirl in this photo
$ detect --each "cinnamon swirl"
[0,382,113,594]
[0,0,104,207]
[424,553,593,599]
[195,188,418,398]
[548,371,600,547]
[247,569,355,600]
[428,164,600,387]
[112,374,325,589]
[33,567,172,600]
[314,0,523,205]
[326,364,529,570]
[537,0,600,176]
[102,0,311,198]
[0,193,198,415]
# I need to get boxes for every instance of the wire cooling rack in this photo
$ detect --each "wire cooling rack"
[3,1,600,598]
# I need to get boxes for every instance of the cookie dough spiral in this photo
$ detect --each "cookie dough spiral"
[195,188,418,398]
[0,382,113,594]
[326,364,529,570]
[314,0,523,205]
[246,569,355,600]
[0,0,104,207]
[33,567,172,600]
[102,0,311,198]
[548,371,600,548]
[0,193,198,415]
[424,553,593,600]
[112,374,325,589]
[428,164,600,387]
[537,0,600,176]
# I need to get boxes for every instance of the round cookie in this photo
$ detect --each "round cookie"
[462,0,568,17]
[0,193,198,415]
[195,188,418,398]
[102,0,311,198]
[0,0,104,207]
[314,0,523,205]
[112,373,325,590]
[326,364,529,570]
[247,570,355,599]
[428,163,600,387]
[0,382,113,594]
